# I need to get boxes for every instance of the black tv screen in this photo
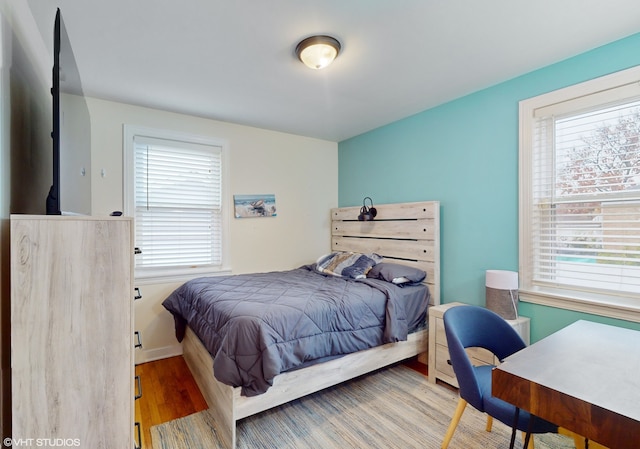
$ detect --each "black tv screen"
[47,8,92,215]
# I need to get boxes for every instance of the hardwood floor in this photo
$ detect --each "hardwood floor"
[135,355,428,449]
[135,356,208,449]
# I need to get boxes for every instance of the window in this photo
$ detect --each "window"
[124,126,230,281]
[519,66,640,321]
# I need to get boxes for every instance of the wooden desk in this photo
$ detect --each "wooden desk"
[492,320,640,449]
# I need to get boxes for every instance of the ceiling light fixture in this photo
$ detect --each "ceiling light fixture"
[295,35,341,70]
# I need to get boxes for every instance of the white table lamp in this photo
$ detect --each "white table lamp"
[486,270,519,320]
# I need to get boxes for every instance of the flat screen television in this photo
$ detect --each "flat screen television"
[46,8,92,215]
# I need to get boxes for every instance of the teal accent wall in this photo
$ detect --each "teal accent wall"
[338,32,640,342]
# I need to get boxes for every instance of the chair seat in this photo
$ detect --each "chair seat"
[475,365,557,434]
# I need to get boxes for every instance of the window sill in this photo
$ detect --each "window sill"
[134,266,232,285]
[520,286,640,324]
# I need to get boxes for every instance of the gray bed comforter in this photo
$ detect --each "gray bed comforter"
[162,265,427,396]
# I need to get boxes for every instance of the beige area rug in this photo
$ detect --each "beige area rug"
[151,364,575,449]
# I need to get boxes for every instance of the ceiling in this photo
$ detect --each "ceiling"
[26,0,640,142]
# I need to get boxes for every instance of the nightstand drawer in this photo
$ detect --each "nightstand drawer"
[435,344,458,386]
[435,343,455,378]
[467,347,494,366]
[435,317,447,343]
[436,318,495,366]
[428,302,530,387]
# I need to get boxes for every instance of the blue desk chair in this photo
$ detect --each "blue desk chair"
[441,305,559,449]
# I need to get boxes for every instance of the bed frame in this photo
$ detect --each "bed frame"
[182,200,441,449]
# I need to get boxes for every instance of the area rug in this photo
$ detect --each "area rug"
[151,364,575,449]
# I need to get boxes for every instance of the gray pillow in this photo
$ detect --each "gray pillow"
[367,263,426,284]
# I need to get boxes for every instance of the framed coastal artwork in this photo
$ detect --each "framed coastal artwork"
[234,194,277,218]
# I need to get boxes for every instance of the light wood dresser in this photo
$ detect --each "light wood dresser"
[428,302,530,387]
[10,215,136,448]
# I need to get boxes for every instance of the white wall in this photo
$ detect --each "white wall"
[60,93,92,215]
[86,97,338,363]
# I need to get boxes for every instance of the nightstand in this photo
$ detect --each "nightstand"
[428,302,530,387]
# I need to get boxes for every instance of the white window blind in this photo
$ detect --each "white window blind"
[525,83,640,299]
[133,135,223,270]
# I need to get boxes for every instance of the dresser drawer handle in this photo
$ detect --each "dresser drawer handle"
[134,287,142,300]
[134,422,141,449]
[135,375,142,400]
[134,331,143,349]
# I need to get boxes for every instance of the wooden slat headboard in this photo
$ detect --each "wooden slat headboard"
[331,201,441,305]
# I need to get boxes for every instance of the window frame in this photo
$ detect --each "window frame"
[123,125,231,284]
[519,65,640,323]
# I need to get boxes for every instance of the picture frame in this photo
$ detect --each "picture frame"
[234,194,277,218]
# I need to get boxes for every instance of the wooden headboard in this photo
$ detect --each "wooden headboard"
[330,201,441,305]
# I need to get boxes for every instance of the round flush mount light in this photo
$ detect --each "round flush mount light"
[295,35,341,70]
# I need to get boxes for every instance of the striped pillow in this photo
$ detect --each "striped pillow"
[316,252,383,279]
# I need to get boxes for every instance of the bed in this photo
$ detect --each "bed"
[163,200,440,449]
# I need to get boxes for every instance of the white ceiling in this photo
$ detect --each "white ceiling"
[26,0,640,142]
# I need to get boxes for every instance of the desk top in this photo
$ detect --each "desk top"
[497,320,640,422]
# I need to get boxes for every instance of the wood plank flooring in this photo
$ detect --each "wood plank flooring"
[135,356,428,449]
[135,356,208,449]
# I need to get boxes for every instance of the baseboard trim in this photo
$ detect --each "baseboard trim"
[135,344,183,365]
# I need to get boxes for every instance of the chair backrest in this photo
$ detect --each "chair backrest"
[443,305,526,411]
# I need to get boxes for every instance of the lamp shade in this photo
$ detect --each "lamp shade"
[485,270,518,290]
[485,270,519,320]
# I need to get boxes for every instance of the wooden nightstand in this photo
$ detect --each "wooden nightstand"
[428,302,530,387]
